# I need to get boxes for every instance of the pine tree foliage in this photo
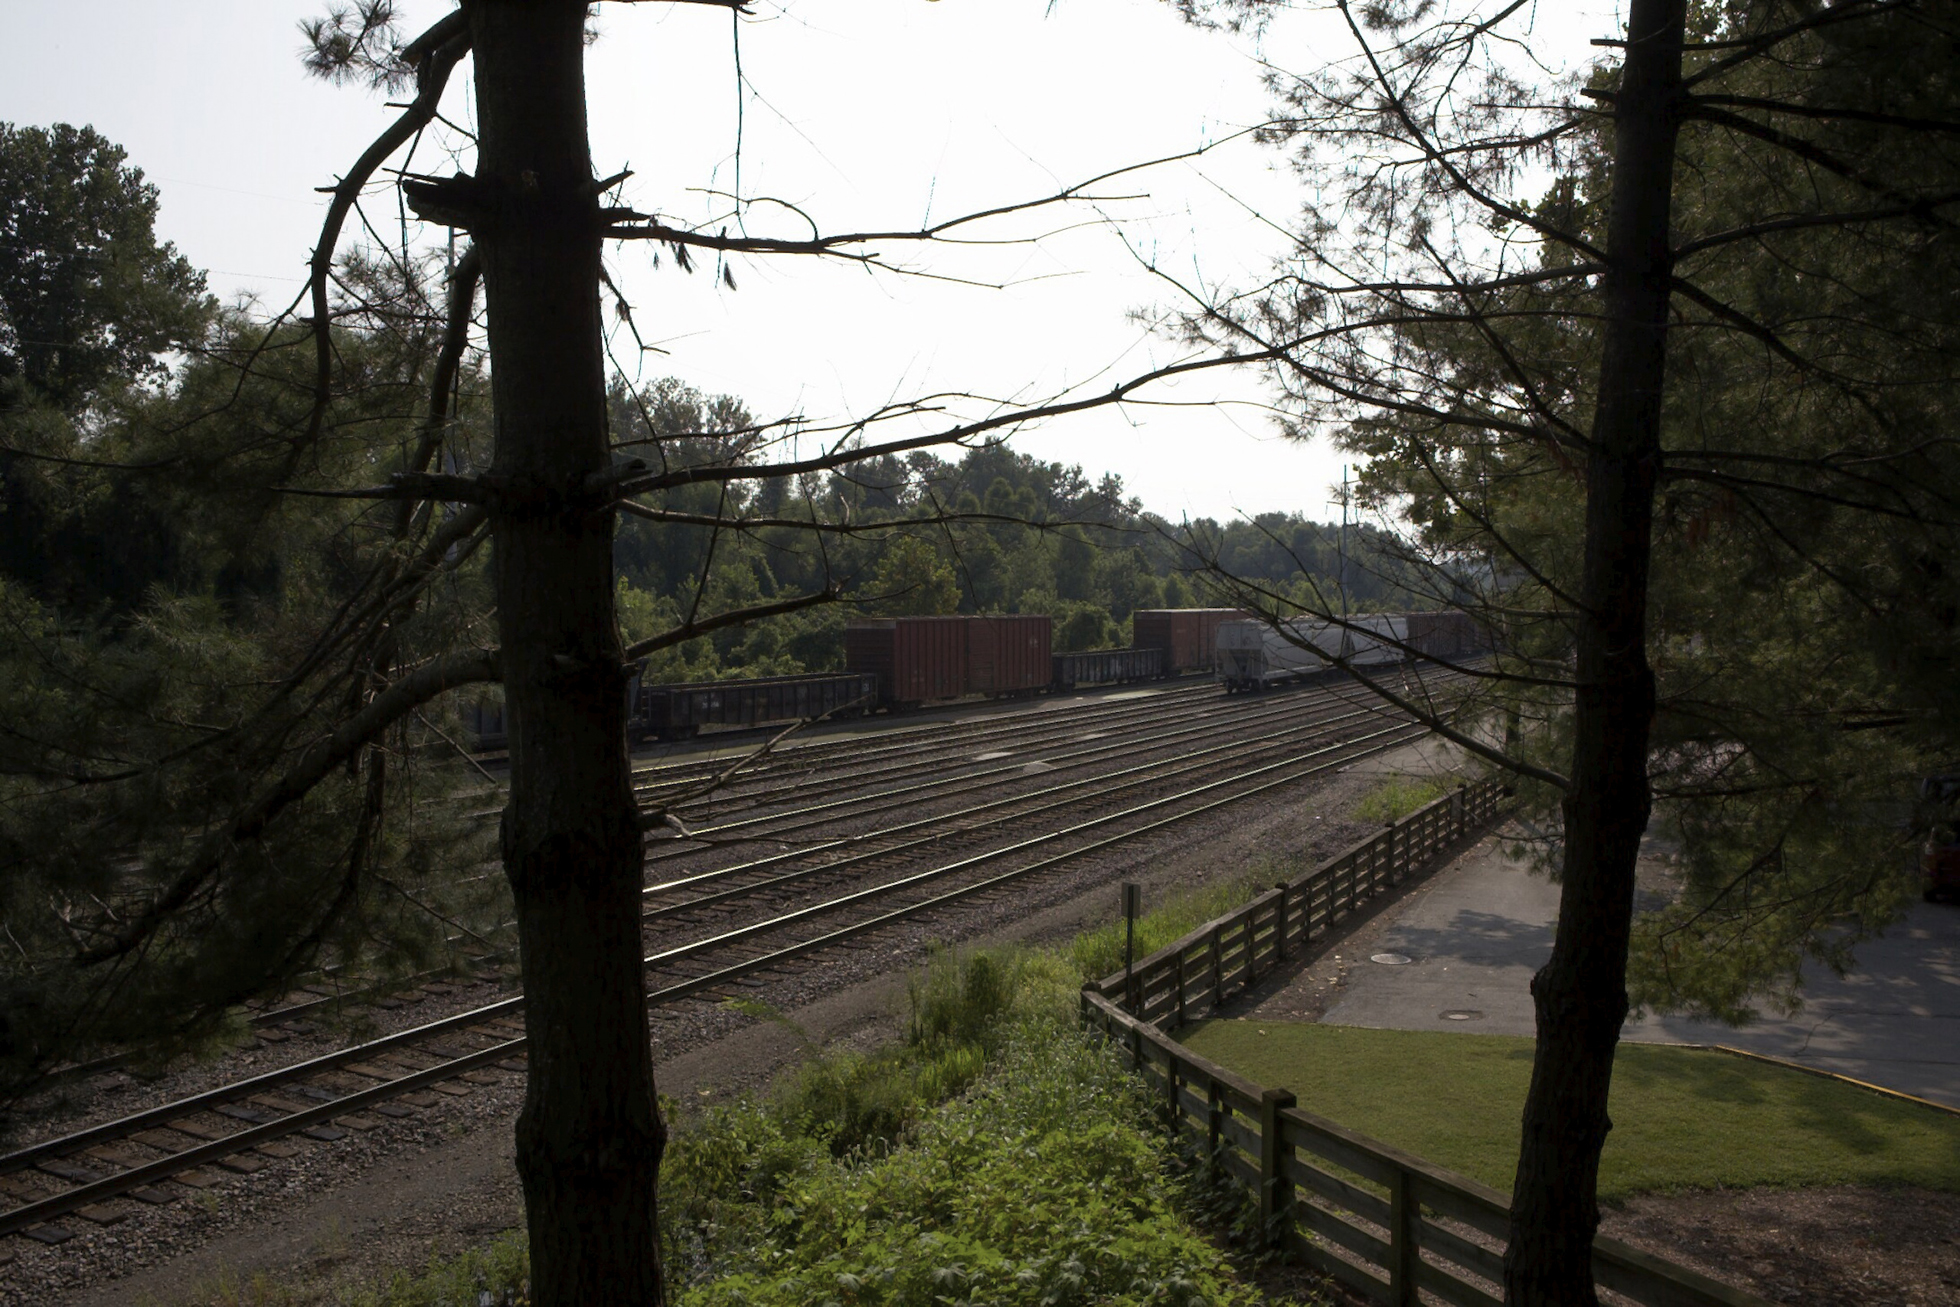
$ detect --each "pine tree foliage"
[1174,0,1960,1018]
[0,213,502,1100]
[1161,0,1959,1298]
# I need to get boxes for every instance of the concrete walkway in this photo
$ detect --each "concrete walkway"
[1319,836,1960,1110]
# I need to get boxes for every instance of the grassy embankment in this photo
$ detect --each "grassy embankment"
[1181,1020,1960,1202]
[191,863,1314,1307]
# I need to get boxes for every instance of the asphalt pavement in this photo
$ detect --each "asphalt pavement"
[1320,836,1960,1110]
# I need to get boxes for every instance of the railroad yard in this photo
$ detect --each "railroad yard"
[0,668,1465,1305]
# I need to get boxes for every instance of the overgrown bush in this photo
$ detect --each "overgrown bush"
[204,940,1314,1305]
[678,1017,1268,1306]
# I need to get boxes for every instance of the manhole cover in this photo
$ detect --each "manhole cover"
[1370,953,1412,966]
[1440,1010,1485,1021]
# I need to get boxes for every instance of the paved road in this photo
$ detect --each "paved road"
[1322,838,1960,1109]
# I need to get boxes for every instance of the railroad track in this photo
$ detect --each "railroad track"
[22,672,1435,1109]
[623,678,1234,811]
[43,679,1349,1092]
[635,694,1404,930]
[0,672,1458,1248]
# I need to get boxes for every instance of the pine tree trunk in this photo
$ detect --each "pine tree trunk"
[1502,3,1683,1303]
[469,4,665,1303]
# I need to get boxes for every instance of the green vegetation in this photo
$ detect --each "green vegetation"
[1181,1021,1960,1202]
[178,931,1320,1307]
[1067,865,1294,985]
[1353,775,1449,825]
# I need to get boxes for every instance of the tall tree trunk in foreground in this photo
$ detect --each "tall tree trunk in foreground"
[469,3,665,1301]
[1503,2,1684,1303]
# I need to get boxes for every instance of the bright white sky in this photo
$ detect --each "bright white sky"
[2,0,1622,522]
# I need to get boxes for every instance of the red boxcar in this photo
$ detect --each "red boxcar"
[1131,608,1249,674]
[966,614,1052,695]
[845,615,1052,706]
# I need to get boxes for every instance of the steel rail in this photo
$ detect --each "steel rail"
[643,728,1428,1005]
[5,697,1384,1182]
[638,696,1421,918]
[639,722,1427,984]
[53,682,1328,1081]
[638,678,1397,859]
[628,683,1240,816]
[626,679,1220,800]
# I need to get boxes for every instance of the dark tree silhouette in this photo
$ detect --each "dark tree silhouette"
[1162,0,1960,1300]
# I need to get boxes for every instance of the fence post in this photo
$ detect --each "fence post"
[1165,1054,1181,1137]
[1384,820,1398,884]
[1452,782,1465,839]
[1258,1088,1298,1251]
[1206,1079,1225,1181]
[1174,949,1186,1027]
[1388,1166,1420,1305]
[1209,923,1224,1011]
[1274,883,1290,962]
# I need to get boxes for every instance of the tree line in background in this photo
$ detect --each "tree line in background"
[0,121,506,1091]
[610,374,1436,683]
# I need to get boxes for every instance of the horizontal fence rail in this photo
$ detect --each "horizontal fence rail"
[1081,781,1769,1307]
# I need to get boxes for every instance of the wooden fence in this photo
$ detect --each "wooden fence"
[1080,781,1766,1307]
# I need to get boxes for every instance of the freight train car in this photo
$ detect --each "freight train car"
[1216,613,1425,691]
[1130,608,1249,675]
[1051,646,1164,689]
[845,614,1053,708]
[633,671,881,741]
[1405,610,1481,660]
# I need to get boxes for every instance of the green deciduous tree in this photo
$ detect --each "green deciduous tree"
[0,122,211,413]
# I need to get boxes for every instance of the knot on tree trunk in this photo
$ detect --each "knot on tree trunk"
[404,169,610,237]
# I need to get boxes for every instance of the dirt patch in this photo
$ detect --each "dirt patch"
[1601,1185,1960,1307]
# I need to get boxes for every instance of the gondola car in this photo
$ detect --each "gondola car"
[1051,646,1163,689]
[1218,613,1459,691]
[632,671,881,741]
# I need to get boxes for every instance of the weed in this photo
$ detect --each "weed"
[1068,865,1287,984]
[1355,774,1451,824]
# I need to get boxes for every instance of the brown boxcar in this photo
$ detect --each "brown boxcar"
[966,614,1053,695]
[846,615,1053,706]
[1131,608,1250,674]
[846,617,965,705]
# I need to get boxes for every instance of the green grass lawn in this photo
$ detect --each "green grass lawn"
[1180,1020,1960,1202]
